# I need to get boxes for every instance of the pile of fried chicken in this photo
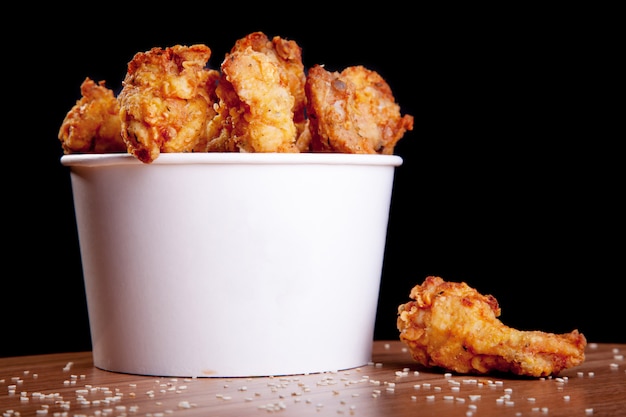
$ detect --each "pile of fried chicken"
[397,276,587,377]
[58,32,414,164]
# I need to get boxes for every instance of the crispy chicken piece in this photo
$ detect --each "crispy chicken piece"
[205,32,306,153]
[58,77,127,154]
[305,64,414,154]
[118,44,220,163]
[397,276,587,377]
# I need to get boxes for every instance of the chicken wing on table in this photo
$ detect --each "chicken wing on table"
[397,276,587,377]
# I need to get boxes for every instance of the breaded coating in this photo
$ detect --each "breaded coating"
[305,64,414,154]
[397,276,587,377]
[58,77,127,154]
[118,44,219,163]
[58,32,415,160]
[205,32,306,153]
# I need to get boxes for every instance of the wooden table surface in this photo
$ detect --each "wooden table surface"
[1,341,624,417]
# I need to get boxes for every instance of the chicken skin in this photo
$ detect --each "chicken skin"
[118,44,220,163]
[397,276,587,377]
[58,77,127,154]
[305,64,414,154]
[205,32,307,153]
[58,32,415,161]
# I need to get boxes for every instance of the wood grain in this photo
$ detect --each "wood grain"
[1,341,624,416]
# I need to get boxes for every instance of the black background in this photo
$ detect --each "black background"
[3,5,622,357]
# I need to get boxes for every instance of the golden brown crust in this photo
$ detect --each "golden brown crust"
[58,77,127,154]
[118,44,219,163]
[59,32,414,163]
[305,64,414,154]
[397,276,587,377]
[205,32,306,153]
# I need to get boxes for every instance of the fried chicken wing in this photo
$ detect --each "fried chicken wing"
[397,276,587,377]
[305,64,414,154]
[204,32,306,153]
[118,44,219,163]
[58,77,127,154]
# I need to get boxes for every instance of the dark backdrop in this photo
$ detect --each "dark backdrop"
[3,5,622,357]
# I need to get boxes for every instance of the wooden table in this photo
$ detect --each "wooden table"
[1,341,624,416]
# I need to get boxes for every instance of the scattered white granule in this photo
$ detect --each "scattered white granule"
[563,395,570,401]
[585,408,594,415]
[610,363,619,370]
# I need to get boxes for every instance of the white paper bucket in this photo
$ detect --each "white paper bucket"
[62,152,402,377]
